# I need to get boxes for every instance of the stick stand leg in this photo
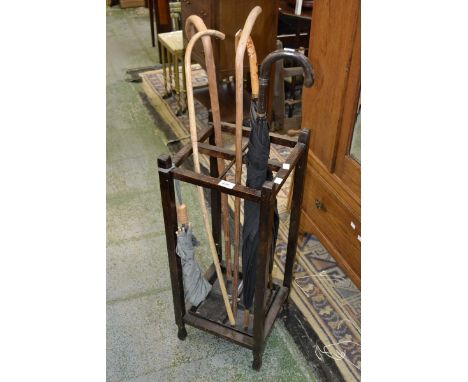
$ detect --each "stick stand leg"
[252,181,274,370]
[283,129,310,293]
[158,154,187,340]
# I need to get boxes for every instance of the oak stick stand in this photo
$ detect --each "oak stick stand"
[158,124,310,370]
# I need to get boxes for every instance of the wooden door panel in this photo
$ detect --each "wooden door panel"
[302,0,360,171]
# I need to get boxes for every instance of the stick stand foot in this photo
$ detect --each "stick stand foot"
[252,354,262,371]
[177,326,187,341]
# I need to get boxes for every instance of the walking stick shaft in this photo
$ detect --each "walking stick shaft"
[185,16,233,282]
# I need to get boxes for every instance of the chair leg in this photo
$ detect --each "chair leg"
[161,46,171,98]
[174,53,182,116]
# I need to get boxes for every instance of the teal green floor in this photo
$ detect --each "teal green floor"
[106,6,317,381]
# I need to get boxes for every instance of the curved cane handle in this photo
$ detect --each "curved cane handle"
[185,29,225,169]
[235,30,259,99]
[184,16,224,142]
[185,14,208,40]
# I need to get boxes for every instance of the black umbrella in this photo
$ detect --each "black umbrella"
[241,49,314,321]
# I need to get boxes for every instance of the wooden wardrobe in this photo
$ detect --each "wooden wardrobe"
[300,0,361,287]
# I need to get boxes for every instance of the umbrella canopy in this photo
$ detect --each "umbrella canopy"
[242,49,314,310]
[241,100,279,309]
[174,181,210,306]
[176,225,212,307]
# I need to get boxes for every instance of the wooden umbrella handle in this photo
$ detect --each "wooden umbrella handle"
[177,204,188,226]
[235,30,259,99]
[184,29,236,326]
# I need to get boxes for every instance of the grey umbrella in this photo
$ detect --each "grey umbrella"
[176,224,212,307]
[241,49,314,318]
[174,180,211,307]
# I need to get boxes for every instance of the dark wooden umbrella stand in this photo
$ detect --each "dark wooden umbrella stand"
[158,122,310,370]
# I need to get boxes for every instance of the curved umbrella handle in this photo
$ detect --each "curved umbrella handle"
[257,49,315,116]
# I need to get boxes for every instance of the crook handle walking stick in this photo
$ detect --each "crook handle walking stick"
[232,6,263,319]
[185,16,234,284]
[185,29,236,326]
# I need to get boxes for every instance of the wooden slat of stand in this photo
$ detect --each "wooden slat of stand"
[172,167,261,201]
[263,286,289,341]
[198,142,283,172]
[172,124,213,167]
[173,122,297,171]
[182,278,288,349]
[271,141,305,196]
[183,313,254,349]
[217,142,249,180]
[220,121,298,148]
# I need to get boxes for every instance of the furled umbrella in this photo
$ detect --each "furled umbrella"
[241,49,314,326]
[175,186,211,306]
[232,5,263,322]
[234,28,260,329]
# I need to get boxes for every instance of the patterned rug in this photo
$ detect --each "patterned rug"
[141,68,361,382]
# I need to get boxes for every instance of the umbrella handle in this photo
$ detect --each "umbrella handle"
[257,49,315,116]
[177,204,188,226]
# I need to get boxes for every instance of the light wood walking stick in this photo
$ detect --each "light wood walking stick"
[185,15,233,284]
[184,29,236,326]
[232,6,262,319]
[235,29,259,330]
[235,32,259,100]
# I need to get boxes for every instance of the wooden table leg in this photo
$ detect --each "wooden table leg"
[180,54,187,114]
[161,45,171,98]
[252,181,275,370]
[158,154,187,340]
[148,0,155,47]
[174,52,182,116]
[168,50,173,95]
[283,129,310,291]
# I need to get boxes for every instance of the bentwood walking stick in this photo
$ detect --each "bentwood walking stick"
[184,29,236,326]
[232,6,262,319]
[185,15,233,285]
